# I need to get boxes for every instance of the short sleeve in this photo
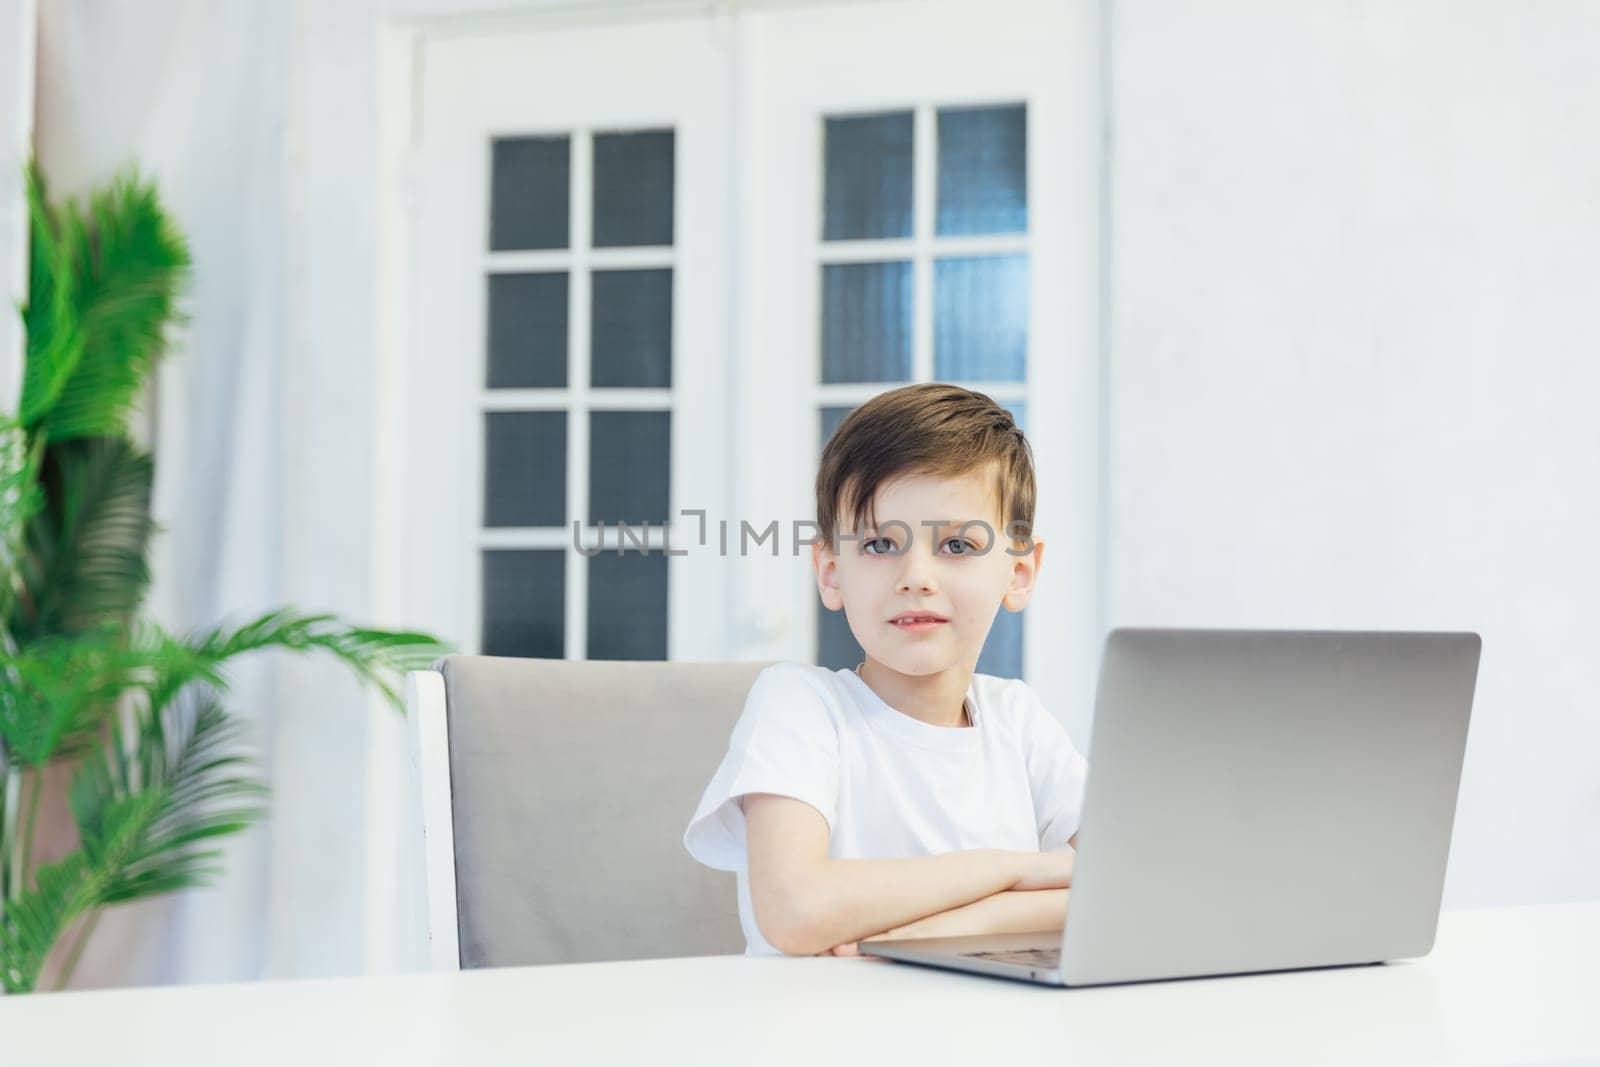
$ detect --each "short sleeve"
[682,664,841,872]
[1020,686,1090,852]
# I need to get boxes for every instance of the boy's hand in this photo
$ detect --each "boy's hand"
[815,916,931,957]
[1010,848,1076,892]
[812,849,1075,954]
[816,939,894,958]
[818,884,1072,956]
[818,942,861,956]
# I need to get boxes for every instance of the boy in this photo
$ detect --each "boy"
[683,383,1087,957]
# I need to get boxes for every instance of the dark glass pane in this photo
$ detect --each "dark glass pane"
[592,129,675,248]
[487,272,568,389]
[821,261,912,383]
[588,410,670,525]
[823,112,914,241]
[587,550,668,660]
[976,606,1024,679]
[934,254,1028,381]
[819,405,855,547]
[985,393,1027,679]
[481,550,564,658]
[937,104,1027,236]
[1005,401,1027,434]
[483,411,566,528]
[590,269,672,388]
[490,136,570,251]
[817,605,863,673]
[819,405,853,454]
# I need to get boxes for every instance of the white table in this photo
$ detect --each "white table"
[4,901,1598,1065]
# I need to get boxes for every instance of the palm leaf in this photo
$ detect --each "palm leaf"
[0,417,46,642]
[72,686,266,906]
[17,165,86,431]
[22,169,190,443]
[12,436,156,644]
[0,686,264,993]
[3,167,452,996]
[174,608,451,712]
[0,852,93,994]
[0,622,221,767]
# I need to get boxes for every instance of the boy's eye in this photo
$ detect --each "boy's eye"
[862,537,978,555]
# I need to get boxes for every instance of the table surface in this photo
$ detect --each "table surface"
[3,900,1598,1066]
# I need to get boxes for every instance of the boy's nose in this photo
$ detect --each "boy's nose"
[895,560,938,594]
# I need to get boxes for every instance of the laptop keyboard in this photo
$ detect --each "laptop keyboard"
[961,946,1061,968]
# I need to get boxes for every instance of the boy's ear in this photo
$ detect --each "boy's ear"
[1001,536,1044,613]
[812,540,844,611]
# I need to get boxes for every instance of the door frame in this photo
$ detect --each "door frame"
[378,6,736,664]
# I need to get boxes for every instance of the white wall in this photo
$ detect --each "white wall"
[1106,0,1600,907]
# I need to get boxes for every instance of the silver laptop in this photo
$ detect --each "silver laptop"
[861,627,1481,986]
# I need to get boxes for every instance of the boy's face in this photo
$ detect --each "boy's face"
[811,465,1044,677]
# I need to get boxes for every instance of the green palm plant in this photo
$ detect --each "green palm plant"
[0,166,450,994]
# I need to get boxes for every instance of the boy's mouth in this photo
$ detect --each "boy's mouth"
[889,612,949,629]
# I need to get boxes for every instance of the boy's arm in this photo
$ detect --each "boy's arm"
[744,793,1073,956]
[834,838,1080,953]
[869,888,1069,944]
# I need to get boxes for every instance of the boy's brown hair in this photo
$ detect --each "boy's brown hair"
[815,383,1036,553]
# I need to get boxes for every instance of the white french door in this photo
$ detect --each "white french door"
[395,0,1102,727]
[405,14,734,663]
[731,0,1103,721]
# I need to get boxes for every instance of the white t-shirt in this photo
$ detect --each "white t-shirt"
[682,661,1091,956]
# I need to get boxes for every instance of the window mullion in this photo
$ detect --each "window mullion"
[568,127,593,661]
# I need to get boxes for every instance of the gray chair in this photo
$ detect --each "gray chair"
[406,655,775,970]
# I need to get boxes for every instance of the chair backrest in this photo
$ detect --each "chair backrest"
[408,655,774,969]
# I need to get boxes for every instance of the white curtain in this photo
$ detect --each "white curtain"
[0,0,35,412]
[34,0,381,987]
